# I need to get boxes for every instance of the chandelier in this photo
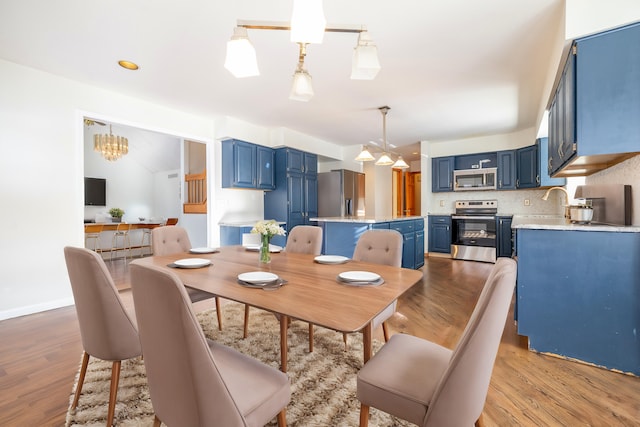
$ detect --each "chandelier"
[356,107,409,169]
[94,124,129,162]
[224,0,380,102]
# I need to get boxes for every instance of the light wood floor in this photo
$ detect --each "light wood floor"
[1,256,639,426]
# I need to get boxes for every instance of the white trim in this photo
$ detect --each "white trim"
[0,298,75,321]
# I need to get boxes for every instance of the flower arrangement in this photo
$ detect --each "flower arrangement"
[251,220,286,264]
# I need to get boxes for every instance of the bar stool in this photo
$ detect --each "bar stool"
[110,223,132,261]
[139,226,153,257]
[84,224,103,253]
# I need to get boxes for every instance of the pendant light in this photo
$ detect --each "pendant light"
[355,145,375,162]
[392,156,410,169]
[290,0,327,44]
[289,43,314,102]
[351,30,381,80]
[224,26,260,78]
[375,106,394,166]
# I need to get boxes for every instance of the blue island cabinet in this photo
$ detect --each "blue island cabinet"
[516,228,640,375]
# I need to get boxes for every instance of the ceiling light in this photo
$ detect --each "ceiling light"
[94,124,128,162]
[289,43,314,102]
[351,30,380,80]
[376,153,394,166]
[290,0,326,44]
[374,106,395,166]
[224,26,260,78]
[392,156,410,169]
[355,145,375,162]
[118,60,139,70]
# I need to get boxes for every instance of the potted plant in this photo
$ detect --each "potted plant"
[109,208,125,223]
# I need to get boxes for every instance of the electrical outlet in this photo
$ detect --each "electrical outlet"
[524,199,530,206]
[439,200,445,207]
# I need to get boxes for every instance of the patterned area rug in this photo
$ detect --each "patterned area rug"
[66,302,412,426]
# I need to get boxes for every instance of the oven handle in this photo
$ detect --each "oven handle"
[451,215,496,220]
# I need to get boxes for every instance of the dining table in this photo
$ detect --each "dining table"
[132,245,423,372]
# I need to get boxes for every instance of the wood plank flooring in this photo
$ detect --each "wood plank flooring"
[1,256,639,426]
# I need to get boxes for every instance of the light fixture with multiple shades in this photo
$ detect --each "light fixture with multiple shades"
[355,106,410,169]
[94,124,129,162]
[224,0,380,101]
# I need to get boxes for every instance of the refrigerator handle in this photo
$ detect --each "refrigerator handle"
[345,199,353,216]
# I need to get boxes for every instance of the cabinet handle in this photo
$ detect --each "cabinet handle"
[548,157,552,170]
[499,180,502,188]
[516,179,519,187]
[536,175,540,184]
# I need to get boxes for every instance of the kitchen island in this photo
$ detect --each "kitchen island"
[311,216,425,269]
[513,215,640,375]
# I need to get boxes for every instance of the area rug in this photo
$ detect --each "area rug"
[66,302,412,426]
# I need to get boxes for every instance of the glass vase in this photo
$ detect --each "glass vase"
[260,234,271,264]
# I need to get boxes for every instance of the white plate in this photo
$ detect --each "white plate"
[314,255,350,264]
[189,247,218,254]
[238,271,279,284]
[338,271,381,282]
[244,244,283,253]
[173,258,211,268]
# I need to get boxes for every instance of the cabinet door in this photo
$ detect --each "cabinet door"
[516,145,538,188]
[304,173,318,224]
[432,157,454,192]
[538,138,566,187]
[287,173,305,229]
[256,146,275,190]
[415,229,425,268]
[496,216,513,258]
[428,216,451,254]
[304,152,318,174]
[233,141,256,188]
[497,150,516,190]
[401,232,415,269]
[560,46,576,164]
[548,95,562,176]
[286,149,304,173]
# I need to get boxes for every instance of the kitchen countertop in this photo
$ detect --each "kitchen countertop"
[511,215,640,233]
[310,215,425,223]
[219,220,286,227]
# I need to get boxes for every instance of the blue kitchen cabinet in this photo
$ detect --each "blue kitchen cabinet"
[495,216,513,258]
[264,148,318,234]
[497,150,516,190]
[415,218,425,268]
[549,22,640,177]
[428,215,451,254]
[537,138,566,187]
[221,139,275,190]
[391,220,416,269]
[219,225,252,246]
[432,157,454,192]
[515,145,538,189]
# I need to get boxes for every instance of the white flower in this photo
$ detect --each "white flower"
[251,220,286,238]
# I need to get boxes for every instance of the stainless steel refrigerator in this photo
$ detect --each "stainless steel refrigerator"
[318,169,365,217]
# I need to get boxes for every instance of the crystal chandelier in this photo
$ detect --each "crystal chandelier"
[94,125,129,161]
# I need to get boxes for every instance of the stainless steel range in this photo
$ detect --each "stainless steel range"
[451,200,497,263]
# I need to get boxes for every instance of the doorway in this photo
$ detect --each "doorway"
[393,170,421,217]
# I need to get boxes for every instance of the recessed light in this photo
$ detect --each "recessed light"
[118,60,139,70]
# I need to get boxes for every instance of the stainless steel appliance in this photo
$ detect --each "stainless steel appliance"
[574,184,631,226]
[318,169,365,217]
[451,200,498,263]
[453,167,497,191]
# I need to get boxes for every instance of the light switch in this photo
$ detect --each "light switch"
[439,200,445,207]
[524,199,530,206]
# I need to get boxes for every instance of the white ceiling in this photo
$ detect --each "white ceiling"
[1,0,564,163]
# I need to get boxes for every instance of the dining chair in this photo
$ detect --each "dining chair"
[84,223,104,253]
[110,222,132,261]
[63,246,142,427]
[151,225,223,330]
[357,257,517,427]
[346,229,403,347]
[129,262,291,427]
[243,225,324,349]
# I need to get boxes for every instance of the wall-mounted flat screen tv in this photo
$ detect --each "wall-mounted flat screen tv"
[84,177,106,206]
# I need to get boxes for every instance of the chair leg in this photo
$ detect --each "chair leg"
[475,413,485,427]
[382,321,390,342]
[215,297,223,331]
[72,351,90,409]
[308,323,314,353]
[277,408,287,427]
[359,403,370,427]
[107,360,122,426]
[343,333,348,351]
[243,304,250,339]
[153,415,162,427]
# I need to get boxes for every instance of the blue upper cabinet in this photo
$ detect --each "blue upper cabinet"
[497,150,516,190]
[515,145,537,188]
[222,139,275,190]
[432,157,454,192]
[537,138,566,187]
[549,22,640,177]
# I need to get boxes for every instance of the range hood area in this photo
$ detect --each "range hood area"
[551,152,639,178]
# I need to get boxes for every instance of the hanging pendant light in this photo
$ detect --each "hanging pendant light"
[289,43,314,102]
[355,145,375,162]
[351,30,381,80]
[94,125,129,162]
[290,0,326,44]
[375,106,394,166]
[224,26,260,78]
[392,156,410,169]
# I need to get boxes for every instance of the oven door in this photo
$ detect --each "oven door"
[451,215,497,263]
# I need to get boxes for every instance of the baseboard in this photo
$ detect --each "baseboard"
[0,297,75,321]
[427,252,452,259]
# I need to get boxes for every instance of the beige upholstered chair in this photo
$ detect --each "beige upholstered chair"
[63,246,142,426]
[357,257,517,427]
[350,229,403,344]
[129,262,291,427]
[151,225,223,330]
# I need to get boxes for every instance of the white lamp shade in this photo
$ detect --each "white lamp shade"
[351,31,380,80]
[375,153,394,166]
[392,156,410,169]
[224,27,260,78]
[290,69,314,102]
[355,147,375,162]
[290,0,326,44]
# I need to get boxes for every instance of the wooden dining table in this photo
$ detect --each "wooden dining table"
[132,246,423,371]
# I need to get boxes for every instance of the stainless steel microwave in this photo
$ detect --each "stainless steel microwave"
[453,167,497,191]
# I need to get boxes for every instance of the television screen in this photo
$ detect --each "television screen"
[84,177,106,206]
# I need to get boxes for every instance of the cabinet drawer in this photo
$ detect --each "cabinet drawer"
[391,220,414,234]
[414,218,425,231]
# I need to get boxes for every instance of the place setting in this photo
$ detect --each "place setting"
[189,247,219,254]
[314,255,350,265]
[336,271,385,287]
[167,258,212,269]
[237,271,288,290]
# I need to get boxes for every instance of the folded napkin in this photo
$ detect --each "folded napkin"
[237,278,288,290]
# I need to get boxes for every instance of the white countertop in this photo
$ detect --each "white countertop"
[219,220,286,227]
[511,215,640,233]
[310,216,425,224]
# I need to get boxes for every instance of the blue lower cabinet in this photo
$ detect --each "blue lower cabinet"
[220,224,287,247]
[415,229,425,268]
[323,222,371,258]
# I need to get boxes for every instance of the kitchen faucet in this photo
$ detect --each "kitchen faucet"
[541,186,572,218]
